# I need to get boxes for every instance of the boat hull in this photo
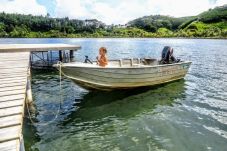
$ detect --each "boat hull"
[60,61,191,90]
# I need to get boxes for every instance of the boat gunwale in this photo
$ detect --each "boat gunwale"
[59,61,192,69]
[62,66,188,79]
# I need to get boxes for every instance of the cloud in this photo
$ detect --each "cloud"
[0,0,226,24]
[0,0,47,15]
[146,0,213,17]
[55,0,90,19]
[54,0,227,24]
[215,0,227,5]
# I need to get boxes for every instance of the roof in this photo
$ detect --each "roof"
[0,44,81,52]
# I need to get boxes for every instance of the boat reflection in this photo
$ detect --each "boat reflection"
[62,79,186,125]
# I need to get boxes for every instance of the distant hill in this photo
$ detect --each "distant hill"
[128,15,195,32]
[199,4,227,23]
[0,4,226,38]
[128,5,227,32]
[0,13,106,37]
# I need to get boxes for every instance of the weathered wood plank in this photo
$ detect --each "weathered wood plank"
[0,125,21,143]
[0,54,29,57]
[0,86,26,92]
[0,72,26,76]
[0,59,28,62]
[0,94,24,102]
[0,79,27,85]
[0,53,28,55]
[0,61,28,64]
[0,63,28,66]
[0,77,27,82]
[0,115,22,128]
[0,82,26,89]
[0,90,26,97]
[0,75,27,80]
[0,66,28,70]
[0,139,19,151]
[0,57,28,59]
[0,106,23,118]
[1,58,28,62]
[0,99,24,109]
[0,69,28,73]
[0,44,80,52]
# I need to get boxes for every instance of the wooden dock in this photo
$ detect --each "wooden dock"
[0,52,30,151]
[0,44,80,151]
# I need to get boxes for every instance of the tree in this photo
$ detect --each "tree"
[10,25,29,37]
[144,24,157,32]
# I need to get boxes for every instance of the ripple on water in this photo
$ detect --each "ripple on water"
[17,38,227,151]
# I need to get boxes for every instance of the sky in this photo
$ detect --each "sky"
[0,0,226,25]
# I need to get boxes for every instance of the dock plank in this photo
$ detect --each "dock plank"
[0,90,26,97]
[0,106,23,118]
[0,69,28,74]
[0,99,24,109]
[0,76,27,81]
[0,86,26,92]
[0,43,81,52]
[0,72,27,76]
[0,79,27,85]
[0,94,25,102]
[0,139,19,151]
[0,115,22,128]
[0,82,27,89]
[0,75,26,80]
[0,125,21,143]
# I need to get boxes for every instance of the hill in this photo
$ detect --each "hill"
[0,13,106,37]
[128,15,195,32]
[127,5,227,38]
[0,4,226,38]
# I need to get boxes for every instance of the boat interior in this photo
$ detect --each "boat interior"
[62,58,182,68]
[105,58,160,67]
[85,58,167,68]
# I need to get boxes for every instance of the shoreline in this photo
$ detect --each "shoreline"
[0,37,226,40]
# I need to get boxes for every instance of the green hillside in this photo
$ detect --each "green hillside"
[128,5,227,38]
[199,5,227,23]
[0,4,226,38]
[128,15,195,31]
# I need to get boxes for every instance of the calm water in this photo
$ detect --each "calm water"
[0,38,227,151]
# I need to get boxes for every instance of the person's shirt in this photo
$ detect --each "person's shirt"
[98,54,108,67]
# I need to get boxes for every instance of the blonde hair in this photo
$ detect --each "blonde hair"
[99,47,107,54]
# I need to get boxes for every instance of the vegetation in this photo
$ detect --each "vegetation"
[0,5,226,38]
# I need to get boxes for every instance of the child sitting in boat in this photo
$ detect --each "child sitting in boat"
[97,47,108,67]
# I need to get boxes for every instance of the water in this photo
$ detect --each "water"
[0,38,227,151]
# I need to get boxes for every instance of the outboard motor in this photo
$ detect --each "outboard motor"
[161,46,180,64]
[161,46,171,63]
[84,56,93,64]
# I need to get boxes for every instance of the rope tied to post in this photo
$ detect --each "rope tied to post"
[57,61,63,108]
[26,61,63,126]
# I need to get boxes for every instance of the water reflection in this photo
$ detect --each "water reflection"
[24,69,187,151]
[62,80,186,125]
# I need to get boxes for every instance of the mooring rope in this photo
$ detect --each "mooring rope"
[26,61,63,126]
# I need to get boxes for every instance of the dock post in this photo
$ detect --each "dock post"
[69,50,74,62]
[26,68,33,103]
[59,50,63,62]
[50,51,53,64]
